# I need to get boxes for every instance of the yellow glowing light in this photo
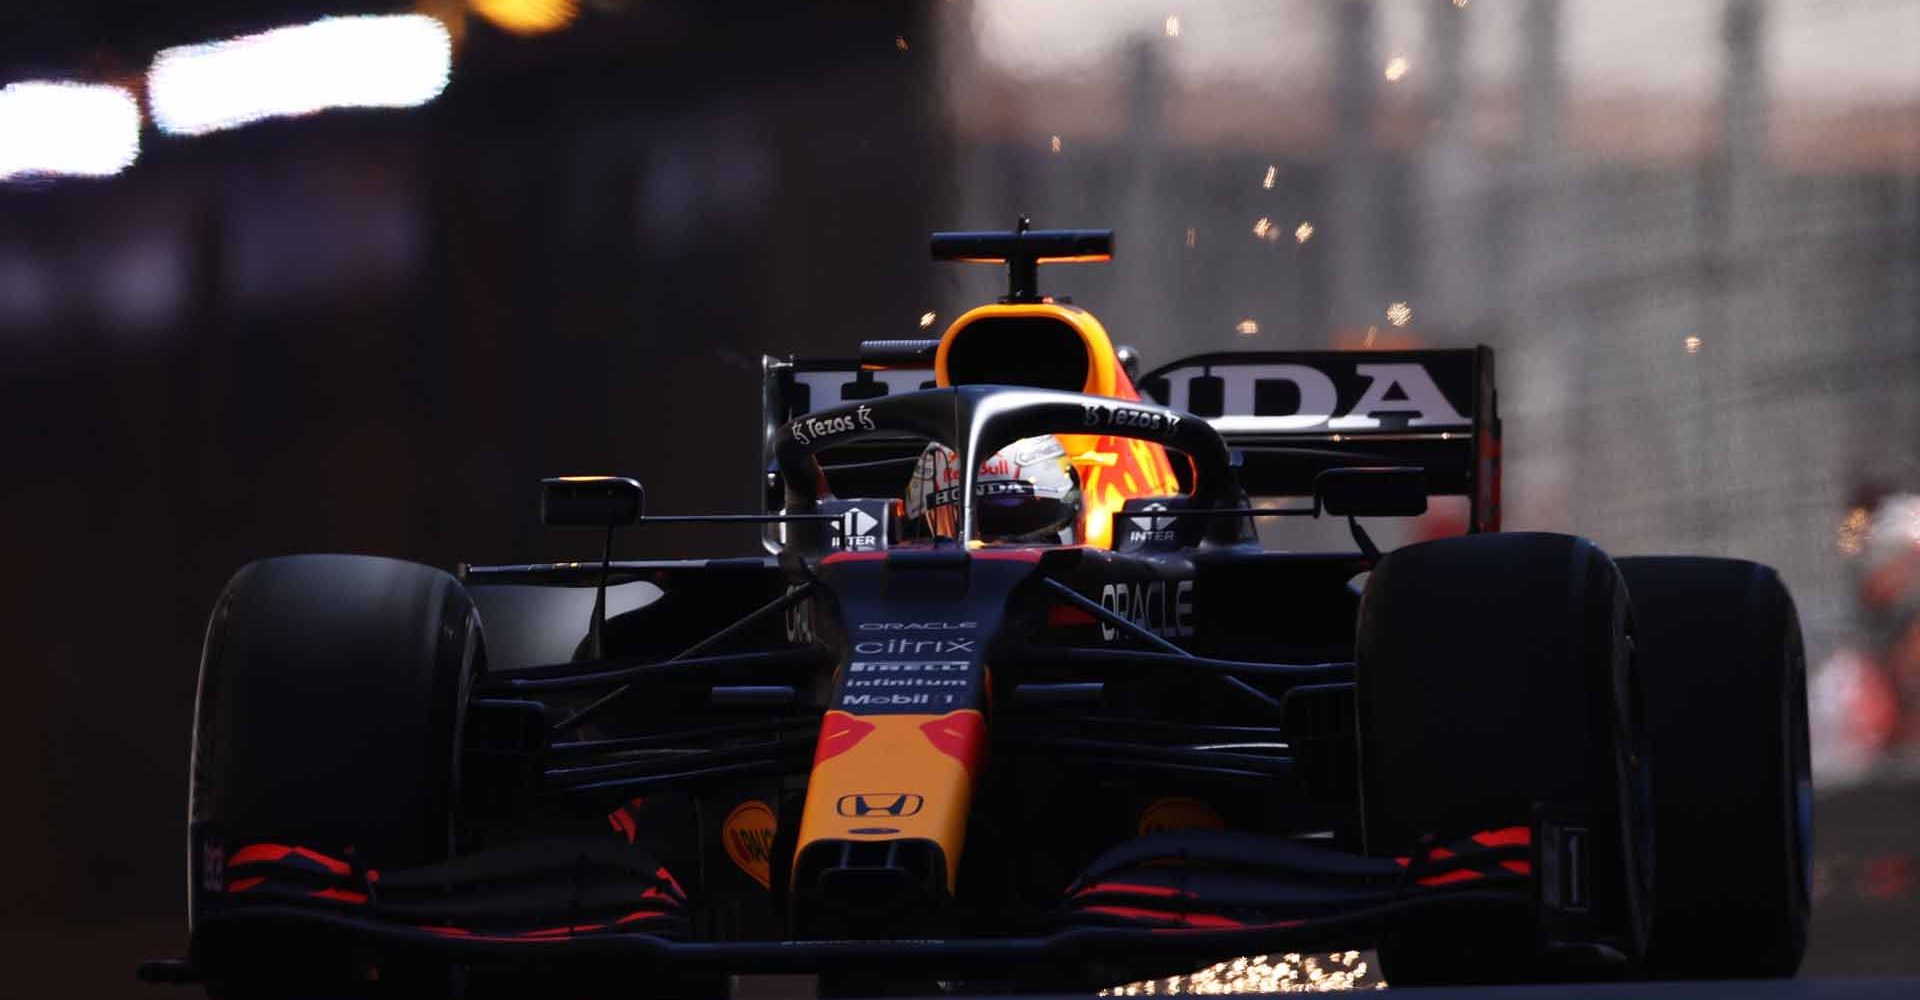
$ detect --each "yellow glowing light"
[1164,15,1181,38]
[1184,227,1197,249]
[1363,325,1378,348]
[1100,949,1378,994]
[1252,217,1272,239]
[1454,0,1470,7]
[1384,56,1410,82]
[1294,221,1315,244]
[895,35,909,51]
[1236,318,1259,336]
[1839,507,1870,556]
[1684,335,1702,354]
[918,311,937,328]
[1262,164,1277,190]
[1386,301,1412,327]
[470,0,578,36]
[1050,134,1062,153]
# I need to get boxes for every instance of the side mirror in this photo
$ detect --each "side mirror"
[1315,467,1427,518]
[542,476,645,528]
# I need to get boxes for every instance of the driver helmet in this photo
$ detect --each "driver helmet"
[904,436,1081,543]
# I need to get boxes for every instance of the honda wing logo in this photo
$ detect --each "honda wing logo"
[1149,361,1470,433]
[836,793,924,818]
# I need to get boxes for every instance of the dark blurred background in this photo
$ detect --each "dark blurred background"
[3,1,1915,994]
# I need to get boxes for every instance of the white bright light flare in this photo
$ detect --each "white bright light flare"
[147,14,452,136]
[0,82,141,181]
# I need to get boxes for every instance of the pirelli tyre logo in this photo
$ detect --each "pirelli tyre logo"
[836,793,924,818]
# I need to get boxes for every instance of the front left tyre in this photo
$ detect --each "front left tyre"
[188,554,482,995]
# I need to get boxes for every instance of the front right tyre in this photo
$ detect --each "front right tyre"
[1355,532,1650,985]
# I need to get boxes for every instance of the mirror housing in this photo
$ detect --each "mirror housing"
[542,476,645,528]
[1315,467,1427,518]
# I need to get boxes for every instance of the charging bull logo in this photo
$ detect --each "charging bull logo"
[723,799,777,889]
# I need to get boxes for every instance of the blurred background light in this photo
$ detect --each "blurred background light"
[470,0,578,37]
[146,14,452,136]
[1293,221,1315,244]
[1383,55,1410,82]
[1386,301,1412,327]
[0,82,141,182]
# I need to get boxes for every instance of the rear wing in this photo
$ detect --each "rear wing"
[759,346,1500,534]
[1136,347,1500,533]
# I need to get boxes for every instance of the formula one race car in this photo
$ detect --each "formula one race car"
[144,224,1811,996]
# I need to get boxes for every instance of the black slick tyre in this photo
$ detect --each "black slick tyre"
[188,554,482,993]
[1357,532,1650,985]
[1616,556,1810,979]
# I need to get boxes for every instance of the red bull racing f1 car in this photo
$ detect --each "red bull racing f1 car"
[144,225,1812,995]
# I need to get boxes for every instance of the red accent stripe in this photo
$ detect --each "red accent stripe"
[813,711,877,766]
[1415,869,1483,887]
[1148,918,1303,935]
[292,847,353,875]
[225,876,266,893]
[1047,604,1096,627]
[1394,845,1457,867]
[227,843,352,876]
[655,866,687,900]
[520,922,607,938]
[1073,881,1190,899]
[918,711,986,778]
[1471,826,1530,848]
[1500,860,1532,875]
[227,844,292,867]
[1080,905,1243,929]
[308,887,369,903]
[820,551,889,564]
